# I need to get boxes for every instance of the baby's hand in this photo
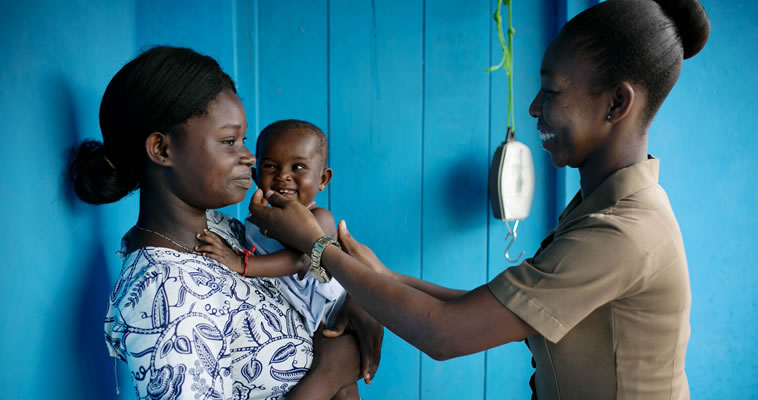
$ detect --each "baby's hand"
[196,229,244,274]
[248,188,269,214]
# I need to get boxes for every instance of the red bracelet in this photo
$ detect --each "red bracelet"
[236,245,256,277]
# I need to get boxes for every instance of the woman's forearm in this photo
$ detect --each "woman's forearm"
[321,245,534,359]
[286,372,335,399]
[390,271,468,301]
[322,246,478,359]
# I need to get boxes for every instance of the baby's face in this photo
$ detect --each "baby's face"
[255,128,326,206]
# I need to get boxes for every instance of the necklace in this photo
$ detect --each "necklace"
[134,225,198,254]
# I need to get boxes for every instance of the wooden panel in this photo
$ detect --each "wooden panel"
[231,0,259,218]
[421,0,491,398]
[485,1,557,397]
[256,0,330,208]
[328,0,424,397]
[136,0,235,68]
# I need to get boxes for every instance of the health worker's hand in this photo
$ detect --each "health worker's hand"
[247,189,325,253]
[337,220,394,278]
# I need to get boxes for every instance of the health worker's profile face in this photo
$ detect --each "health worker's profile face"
[530,39,610,169]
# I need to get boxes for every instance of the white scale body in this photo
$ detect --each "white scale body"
[489,137,534,222]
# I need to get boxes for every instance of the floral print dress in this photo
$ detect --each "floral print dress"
[104,211,313,400]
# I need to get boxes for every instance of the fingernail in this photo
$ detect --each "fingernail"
[264,190,274,198]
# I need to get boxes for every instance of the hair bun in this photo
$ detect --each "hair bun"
[656,0,710,59]
[69,139,136,204]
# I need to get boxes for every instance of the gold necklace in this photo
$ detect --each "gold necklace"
[134,225,198,254]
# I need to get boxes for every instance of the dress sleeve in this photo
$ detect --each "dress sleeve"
[488,214,648,343]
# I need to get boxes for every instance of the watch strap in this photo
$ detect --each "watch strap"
[310,236,340,283]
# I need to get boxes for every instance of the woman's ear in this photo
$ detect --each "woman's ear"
[606,82,635,123]
[319,168,333,191]
[145,132,172,167]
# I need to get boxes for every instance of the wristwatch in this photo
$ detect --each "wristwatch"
[310,236,340,283]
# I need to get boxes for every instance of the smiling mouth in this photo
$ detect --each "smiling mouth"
[275,189,297,197]
[540,131,556,141]
[537,125,557,150]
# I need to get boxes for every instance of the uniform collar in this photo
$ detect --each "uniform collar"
[559,156,660,225]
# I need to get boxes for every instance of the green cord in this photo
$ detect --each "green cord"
[485,0,515,137]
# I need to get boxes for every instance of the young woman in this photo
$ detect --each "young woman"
[69,46,370,399]
[247,0,710,398]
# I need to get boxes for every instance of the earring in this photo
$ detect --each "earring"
[319,185,325,191]
[606,114,612,121]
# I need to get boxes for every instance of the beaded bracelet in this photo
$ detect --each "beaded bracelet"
[236,245,256,277]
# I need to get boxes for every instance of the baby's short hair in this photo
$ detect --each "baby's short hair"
[256,119,328,165]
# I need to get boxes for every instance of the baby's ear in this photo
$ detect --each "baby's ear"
[319,167,333,191]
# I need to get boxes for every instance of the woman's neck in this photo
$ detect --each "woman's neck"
[133,184,208,253]
[578,129,648,199]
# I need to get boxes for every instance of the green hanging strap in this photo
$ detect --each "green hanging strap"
[485,0,515,138]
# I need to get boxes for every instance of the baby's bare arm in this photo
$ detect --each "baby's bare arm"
[312,207,337,238]
[196,230,305,277]
[246,250,308,277]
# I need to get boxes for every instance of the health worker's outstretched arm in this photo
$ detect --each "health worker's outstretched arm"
[248,189,536,360]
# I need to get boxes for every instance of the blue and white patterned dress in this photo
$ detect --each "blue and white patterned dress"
[104,211,313,400]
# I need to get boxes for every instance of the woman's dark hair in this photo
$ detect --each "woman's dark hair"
[69,46,236,204]
[559,0,710,123]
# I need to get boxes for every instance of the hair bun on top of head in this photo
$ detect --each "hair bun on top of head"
[655,0,710,59]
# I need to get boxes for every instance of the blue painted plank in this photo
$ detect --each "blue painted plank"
[257,0,330,209]
[485,0,556,397]
[0,2,137,399]
[233,0,260,215]
[328,0,424,397]
[421,0,491,398]
[136,0,236,75]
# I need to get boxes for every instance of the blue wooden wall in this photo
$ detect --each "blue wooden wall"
[1,1,756,399]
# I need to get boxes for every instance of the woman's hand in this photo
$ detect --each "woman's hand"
[330,382,359,400]
[247,189,325,253]
[312,329,361,389]
[337,220,393,278]
[286,326,361,399]
[323,295,384,384]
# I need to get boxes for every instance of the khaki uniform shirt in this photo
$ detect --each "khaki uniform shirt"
[488,158,690,399]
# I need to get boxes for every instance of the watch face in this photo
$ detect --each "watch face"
[310,267,330,283]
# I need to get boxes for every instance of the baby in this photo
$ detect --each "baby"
[197,119,346,336]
